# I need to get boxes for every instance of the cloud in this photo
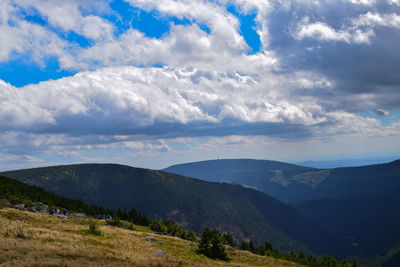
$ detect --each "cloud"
[295,19,352,43]
[389,0,400,6]
[62,0,278,73]
[347,0,376,5]
[0,1,70,64]
[0,0,400,168]
[0,66,325,137]
[0,0,278,75]
[0,80,55,129]
[352,12,400,29]
[125,0,243,45]
[0,65,398,159]
[264,1,400,115]
[15,0,114,41]
[374,108,389,116]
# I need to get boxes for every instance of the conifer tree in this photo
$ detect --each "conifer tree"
[198,228,229,261]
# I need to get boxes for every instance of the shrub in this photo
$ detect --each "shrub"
[150,220,167,234]
[198,228,229,261]
[222,233,236,247]
[182,230,198,241]
[106,217,123,227]
[87,221,102,236]
[127,223,136,231]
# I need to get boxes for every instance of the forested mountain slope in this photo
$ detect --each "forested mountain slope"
[1,163,338,254]
[164,159,400,202]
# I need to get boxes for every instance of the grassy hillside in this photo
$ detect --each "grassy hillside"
[163,159,400,203]
[0,207,305,267]
[1,164,337,254]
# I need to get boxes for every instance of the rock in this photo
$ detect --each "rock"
[36,202,47,208]
[154,249,167,256]
[70,213,86,218]
[36,203,48,212]
[223,244,235,251]
[233,264,241,267]
[187,242,197,247]
[142,236,158,242]
[56,214,69,219]
[14,204,25,209]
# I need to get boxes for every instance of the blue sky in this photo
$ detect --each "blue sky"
[0,0,400,170]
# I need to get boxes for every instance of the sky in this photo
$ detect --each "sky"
[1,0,400,171]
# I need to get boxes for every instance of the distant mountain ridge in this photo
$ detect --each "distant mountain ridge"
[164,159,318,203]
[296,157,400,169]
[0,163,337,254]
[163,159,400,203]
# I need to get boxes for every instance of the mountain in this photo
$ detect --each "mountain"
[163,159,400,202]
[301,160,400,201]
[294,186,400,258]
[0,163,337,254]
[163,159,319,203]
[163,158,400,264]
[296,156,400,169]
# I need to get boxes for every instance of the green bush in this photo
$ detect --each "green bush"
[182,230,198,241]
[87,221,102,236]
[105,216,123,227]
[127,223,136,231]
[222,233,236,247]
[198,228,229,261]
[149,219,198,241]
[150,219,167,234]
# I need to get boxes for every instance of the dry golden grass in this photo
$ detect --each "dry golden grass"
[0,207,305,267]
